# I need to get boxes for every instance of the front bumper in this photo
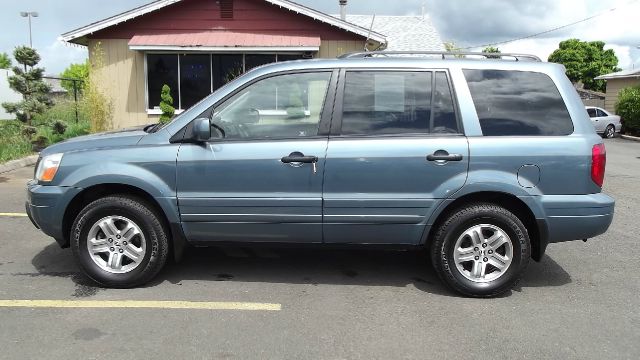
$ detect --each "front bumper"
[541,193,615,243]
[26,179,82,247]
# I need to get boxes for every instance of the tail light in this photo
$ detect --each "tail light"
[591,143,606,187]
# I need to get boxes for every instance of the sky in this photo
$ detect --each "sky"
[1,0,639,75]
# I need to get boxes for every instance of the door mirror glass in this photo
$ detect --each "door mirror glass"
[192,118,211,142]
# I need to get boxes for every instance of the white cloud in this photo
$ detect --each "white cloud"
[38,40,87,75]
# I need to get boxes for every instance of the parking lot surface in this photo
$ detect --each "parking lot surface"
[0,138,639,359]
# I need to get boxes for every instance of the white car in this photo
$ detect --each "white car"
[586,106,622,138]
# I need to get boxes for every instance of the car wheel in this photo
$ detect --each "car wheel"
[604,124,615,139]
[430,203,530,297]
[71,195,169,288]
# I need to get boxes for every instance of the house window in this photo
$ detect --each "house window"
[146,53,307,112]
[147,54,179,112]
[245,54,277,71]
[179,54,211,109]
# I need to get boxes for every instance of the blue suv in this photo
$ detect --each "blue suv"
[26,52,614,297]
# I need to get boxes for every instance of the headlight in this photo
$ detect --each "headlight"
[35,153,64,182]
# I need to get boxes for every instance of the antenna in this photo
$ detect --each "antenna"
[364,14,376,51]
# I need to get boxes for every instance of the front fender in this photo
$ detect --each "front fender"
[54,147,180,223]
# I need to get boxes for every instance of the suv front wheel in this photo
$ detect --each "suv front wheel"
[71,195,169,288]
[431,203,531,297]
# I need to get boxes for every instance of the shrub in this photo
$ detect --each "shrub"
[83,42,113,132]
[159,84,175,124]
[32,99,88,126]
[615,85,640,136]
[0,121,32,162]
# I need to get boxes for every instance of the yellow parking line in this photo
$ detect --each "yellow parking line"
[0,300,281,311]
[0,213,28,217]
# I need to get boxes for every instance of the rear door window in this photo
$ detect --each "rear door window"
[463,69,573,136]
[587,108,597,118]
[340,71,459,135]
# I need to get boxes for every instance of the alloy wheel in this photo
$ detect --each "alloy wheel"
[86,215,146,274]
[453,224,513,282]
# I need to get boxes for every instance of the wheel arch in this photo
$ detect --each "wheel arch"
[62,183,186,262]
[424,191,547,261]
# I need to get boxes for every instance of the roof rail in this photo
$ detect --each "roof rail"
[338,51,542,62]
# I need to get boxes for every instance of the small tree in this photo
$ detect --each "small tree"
[0,52,11,69]
[1,46,52,126]
[82,42,113,132]
[60,61,89,94]
[159,84,175,124]
[615,85,640,136]
[482,46,501,59]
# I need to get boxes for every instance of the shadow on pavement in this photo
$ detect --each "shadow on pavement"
[30,243,572,298]
[29,243,103,298]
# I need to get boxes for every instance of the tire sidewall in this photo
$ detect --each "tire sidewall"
[436,206,530,297]
[71,197,163,287]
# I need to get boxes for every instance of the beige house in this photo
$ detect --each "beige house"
[595,68,640,113]
[60,0,443,129]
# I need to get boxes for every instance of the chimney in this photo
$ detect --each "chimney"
[339,0,347,21]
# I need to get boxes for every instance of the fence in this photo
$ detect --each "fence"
[42,76,84,123]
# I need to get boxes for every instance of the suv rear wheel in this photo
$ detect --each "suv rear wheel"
[431,203,530,297]
[71,195,169,288]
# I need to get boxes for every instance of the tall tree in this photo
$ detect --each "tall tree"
[1,47,52,126]
[548,39,620,92]
[482,46,501,59]
[0,52,11,69]
[60,61,89,94]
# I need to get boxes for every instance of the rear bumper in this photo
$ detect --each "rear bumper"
[540,193,614,243]
[26,179,82,247]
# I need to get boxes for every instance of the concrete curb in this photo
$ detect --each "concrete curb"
[0,155,38,174]
[621,134,640,142]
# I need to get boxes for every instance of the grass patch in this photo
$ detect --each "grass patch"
[0,120,33,163]
[1,99,92,164]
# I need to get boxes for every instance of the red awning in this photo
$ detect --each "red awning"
[128,31,321,50]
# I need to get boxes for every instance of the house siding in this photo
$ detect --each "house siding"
[93,0,363,41]
[88,39,150,129]
[604,78,640,113]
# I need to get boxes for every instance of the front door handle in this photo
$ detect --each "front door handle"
[427,150,463,162]
[281,152,318,164]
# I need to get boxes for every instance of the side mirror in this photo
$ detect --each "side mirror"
[192,118,211,142]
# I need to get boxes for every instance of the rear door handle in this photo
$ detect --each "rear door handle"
[427,151,463,162]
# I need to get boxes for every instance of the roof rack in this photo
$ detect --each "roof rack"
[338,51,542,62]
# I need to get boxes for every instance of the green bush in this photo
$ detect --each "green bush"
[159,84,175,124]
[0,121,33,163]
[32,99,88,126]
[615,85,640,136]
[1,102,92,163]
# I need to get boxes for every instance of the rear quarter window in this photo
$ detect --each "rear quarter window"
[463,69,573,136]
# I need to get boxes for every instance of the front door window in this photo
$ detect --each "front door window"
[213,72,332,140]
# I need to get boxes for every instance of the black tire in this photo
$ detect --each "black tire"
[71,195,169,288]
[604,124,615,139]
[430,203,530,297]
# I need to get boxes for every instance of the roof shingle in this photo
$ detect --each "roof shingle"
[336,15,444,51]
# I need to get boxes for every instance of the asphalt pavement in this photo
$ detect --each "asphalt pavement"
[0,138,638,359]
